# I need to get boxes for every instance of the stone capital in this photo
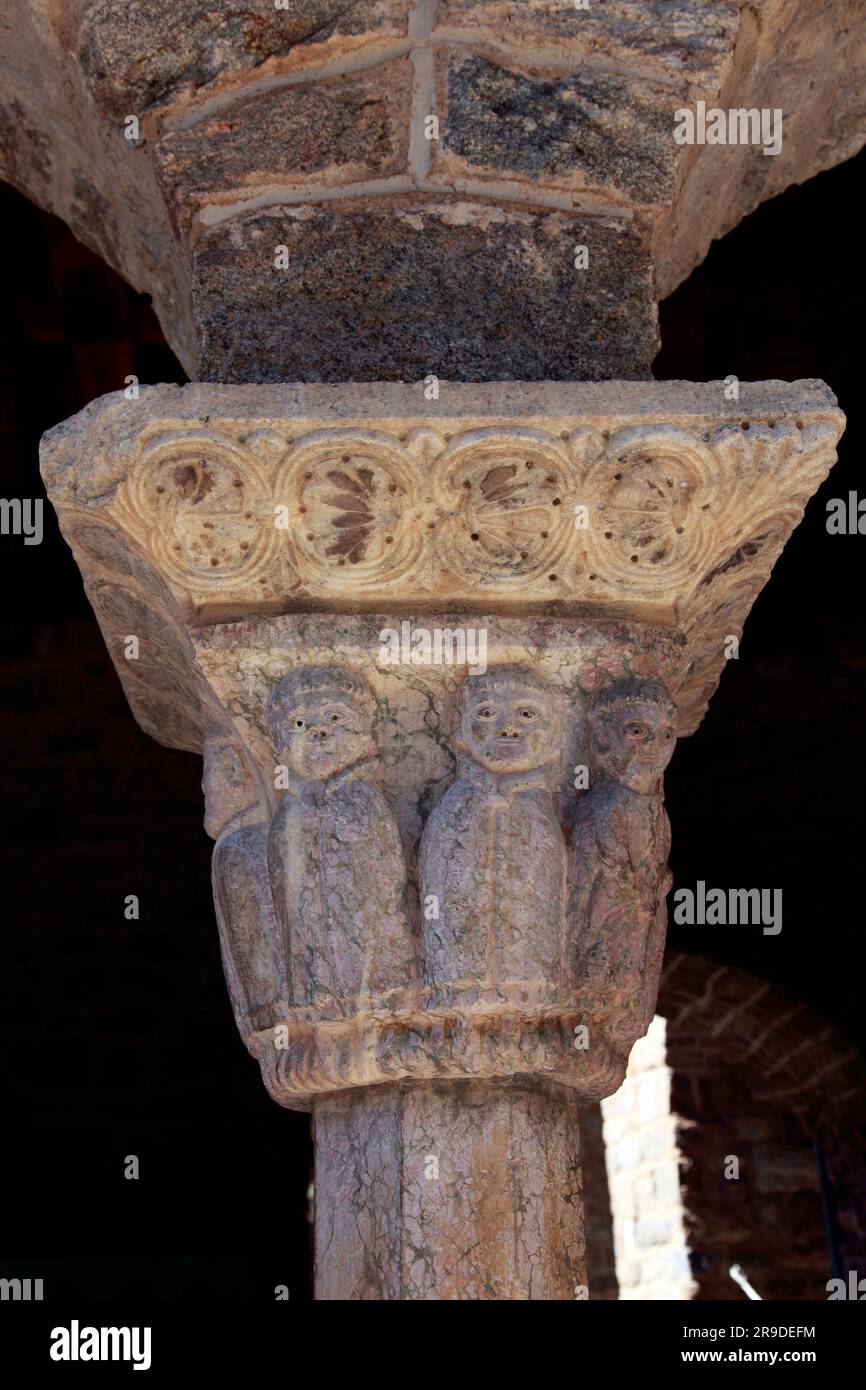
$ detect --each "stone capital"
[41,380,843,1110]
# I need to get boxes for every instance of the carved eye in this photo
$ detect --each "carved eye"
[663,729,673,742]
[329,713,340,723]
[519,708,538,720]
[295,719,305,729]
[476,706,496,719]
[627,723,646,738]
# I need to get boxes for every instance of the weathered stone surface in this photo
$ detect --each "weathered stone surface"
[39,379,844,735]
[78,0,409,116]
[0,7,198,368]
[39,379,843,1120]
[657,0,866,294]
[438,0,740,89]
[184,619,683,1106]
[314,1080,585,1300]
[156,60,413,233]
[265,664,418,1014]
[571,679,676,1056]
[3,0,864,379]
[420,665,569,996]
[38,379,846,1296]
[195,611,681,1106]
[191,199,656,381]
[0,95,55,205]
[434,52,681,207]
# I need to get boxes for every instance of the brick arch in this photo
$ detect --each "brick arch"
[660,953,866,1124]
[659,953,866,1300]
[584,955,866,1299]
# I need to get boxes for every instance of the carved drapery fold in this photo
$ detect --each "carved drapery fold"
[203,646,679,1107]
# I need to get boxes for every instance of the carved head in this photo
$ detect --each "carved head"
[457,665,563,775]
[588,677,677,794]
[266,666,377,782]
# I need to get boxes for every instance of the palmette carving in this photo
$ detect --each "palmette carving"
[42,382,844,738]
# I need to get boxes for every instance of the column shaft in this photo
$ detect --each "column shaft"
[313,1080,586,1301]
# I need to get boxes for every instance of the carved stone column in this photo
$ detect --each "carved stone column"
[314,1081,584,1300]
[41,379,843,1299]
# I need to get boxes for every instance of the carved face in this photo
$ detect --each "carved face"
[271,691,374,782]
[459,678,560,775]
[591,698,676,794]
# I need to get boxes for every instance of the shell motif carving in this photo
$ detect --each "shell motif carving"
[109,421,838,611]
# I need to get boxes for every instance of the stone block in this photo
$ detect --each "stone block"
[79,0,409,116]
[433,52,681,207]
[638,1073,670,1121]
[636,1214,672,1247]
[655,1159,683,1204]
[192,197,658,382]
[156,60,414,232]
[608,1138,642,1174]
[641,1125,673,1165]
[437,0,739,90]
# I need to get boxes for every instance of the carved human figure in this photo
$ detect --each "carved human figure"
[420,666,567,996]
[570,677,677,1041]
[206,728,286,1035]
[266,665,415,1014]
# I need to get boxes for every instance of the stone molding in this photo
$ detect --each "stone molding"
[41,380,844,737]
